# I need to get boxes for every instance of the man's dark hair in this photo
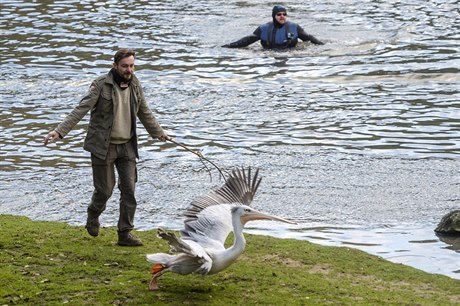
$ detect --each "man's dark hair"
[114,49,135,64]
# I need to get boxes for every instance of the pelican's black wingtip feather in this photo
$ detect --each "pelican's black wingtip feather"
[224,166,262,206]
[184,166,263,219]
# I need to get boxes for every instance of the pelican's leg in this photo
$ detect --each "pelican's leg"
[149,269,168,291]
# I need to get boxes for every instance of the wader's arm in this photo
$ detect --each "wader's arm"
[298,25,324,45]
[222,27,261,48]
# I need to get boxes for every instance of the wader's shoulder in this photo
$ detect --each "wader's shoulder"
[286,21,298,27]
[260,22,273,30]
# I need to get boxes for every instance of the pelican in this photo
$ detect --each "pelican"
[146,167,296,290]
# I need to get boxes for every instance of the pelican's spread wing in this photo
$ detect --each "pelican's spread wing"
[180,168,262,246]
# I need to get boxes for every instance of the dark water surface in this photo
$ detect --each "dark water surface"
[1,1,459,279]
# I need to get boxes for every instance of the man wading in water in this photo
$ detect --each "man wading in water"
[44,48,171,246]
[222,5,324,49]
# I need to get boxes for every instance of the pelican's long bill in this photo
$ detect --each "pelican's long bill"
[240,209,297,225]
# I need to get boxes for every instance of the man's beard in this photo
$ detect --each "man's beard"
[111,68,132,89]
[122,72,132,81]
[118,70,132,82]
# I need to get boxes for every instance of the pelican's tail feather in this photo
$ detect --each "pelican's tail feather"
[157,228,195,255]
[146,253,175,264]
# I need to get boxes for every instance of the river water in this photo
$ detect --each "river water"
[1,0,459,279]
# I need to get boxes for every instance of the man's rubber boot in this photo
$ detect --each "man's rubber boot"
[117,231,143,246]
[85,210,100,237]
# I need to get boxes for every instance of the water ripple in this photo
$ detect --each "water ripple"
[1,0,459,279]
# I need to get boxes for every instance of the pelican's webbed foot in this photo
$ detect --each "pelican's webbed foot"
[149,276,160,291]
[148,264,167,291]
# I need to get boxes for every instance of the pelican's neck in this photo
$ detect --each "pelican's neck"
[230,214,246,254]
[209,213,246,274]
[220,215,246,260]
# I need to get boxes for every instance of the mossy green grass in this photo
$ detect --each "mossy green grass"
[1,214,459,305]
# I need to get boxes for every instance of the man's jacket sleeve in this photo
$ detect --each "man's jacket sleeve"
[135,83,165,139]
[55,81,101,138]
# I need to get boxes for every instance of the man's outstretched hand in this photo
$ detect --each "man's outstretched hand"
[44,130,60,145]
[158,134,172,142]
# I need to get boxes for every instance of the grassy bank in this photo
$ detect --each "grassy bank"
[1,215,459,305]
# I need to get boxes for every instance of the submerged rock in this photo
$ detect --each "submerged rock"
[435,210,460,235]
[437,235,460,251]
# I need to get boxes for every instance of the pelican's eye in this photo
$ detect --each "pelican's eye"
[244,208,251,213]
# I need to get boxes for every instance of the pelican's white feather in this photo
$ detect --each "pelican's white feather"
[147,228,213,275]
[146,167,296,290]
[180,168,261,246]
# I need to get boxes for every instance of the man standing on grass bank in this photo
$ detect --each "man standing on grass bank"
[44,48,171,246]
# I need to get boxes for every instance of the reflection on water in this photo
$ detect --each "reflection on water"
[1,0,459,279]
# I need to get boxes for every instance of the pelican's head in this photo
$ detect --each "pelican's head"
[231,205,297,226]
